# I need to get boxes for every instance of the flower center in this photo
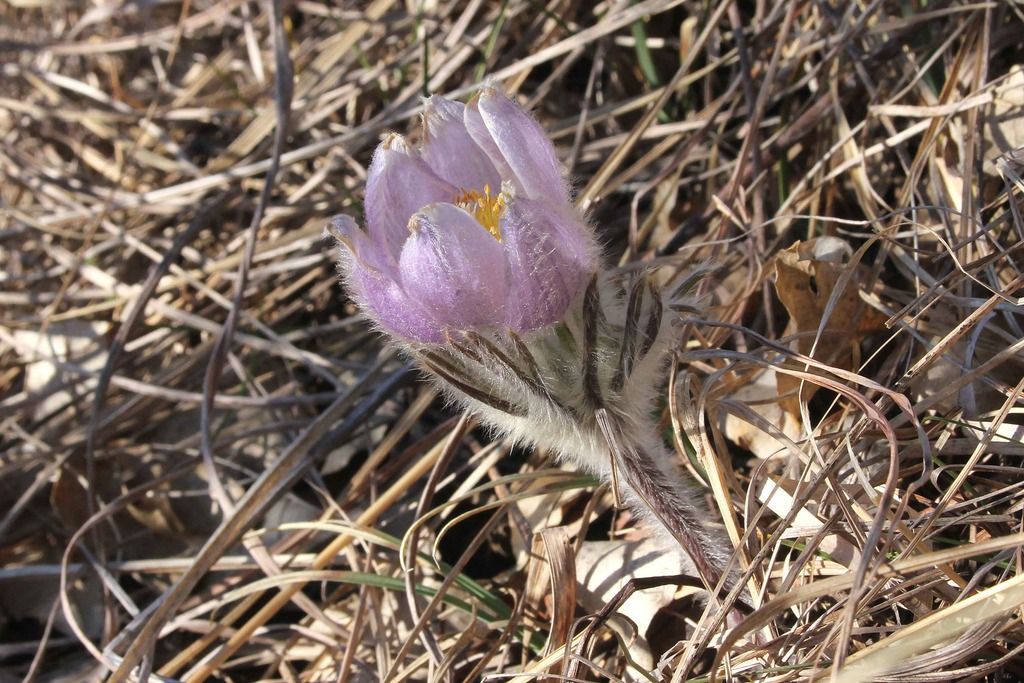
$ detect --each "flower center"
[455,185,505,241]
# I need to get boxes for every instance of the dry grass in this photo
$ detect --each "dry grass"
[2,0,1024,681]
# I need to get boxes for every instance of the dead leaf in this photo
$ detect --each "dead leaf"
[984,64,1024,176]
[524,527,576,658]
[772,237,885,414]
[0,537,105,640]
[755,475,860,567]
[51,460,118,533]
[11,320,110,420]
[576,537,696,671]
[719,368,803,460]
[721,239,888,460]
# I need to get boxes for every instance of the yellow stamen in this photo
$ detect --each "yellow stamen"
[454,184,506,240]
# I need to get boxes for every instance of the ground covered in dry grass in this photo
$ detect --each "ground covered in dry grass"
[3,0,1024,681]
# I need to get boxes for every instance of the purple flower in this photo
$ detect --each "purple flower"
[332,88,598,344]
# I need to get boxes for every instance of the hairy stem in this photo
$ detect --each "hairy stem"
[617,441,731,593]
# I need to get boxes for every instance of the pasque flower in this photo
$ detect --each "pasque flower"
[330,88,734,600]
[331,88,599,344]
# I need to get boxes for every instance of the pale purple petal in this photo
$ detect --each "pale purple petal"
[473,88,564,200]
[365,134,458,258]
[422,97,502,192]
[500,198,597,332]
[329,214,393,274]
[330,215,444,342]
[463,99,516,183]
[352,264,446,343]
[399,203,507,331]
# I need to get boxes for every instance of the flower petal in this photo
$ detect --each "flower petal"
[472,88,564,200]
[500,198,598,332]
[330,215,444,342]
[328,214,393,274]
[422,96,502,192]
[400,203,507,331]
[353,264,446,343]
[463,99,516,183]
[365,134,458,258]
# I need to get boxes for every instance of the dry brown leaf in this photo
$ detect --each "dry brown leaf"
[719,368,803,460]
[772,237,884,414]
[523,526,576,658]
